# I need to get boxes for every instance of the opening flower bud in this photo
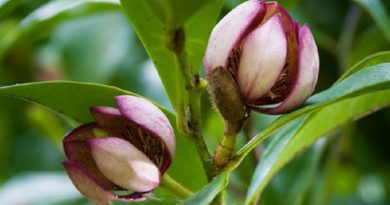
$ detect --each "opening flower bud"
[204,0,319,114]
[89,137,160,193]
[62,95,175,204]
[208,66,246,123]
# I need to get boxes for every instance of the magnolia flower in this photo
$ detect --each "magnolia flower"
[62,95,175,205]
[204,0,319,115]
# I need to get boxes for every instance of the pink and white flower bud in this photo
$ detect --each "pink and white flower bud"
[204,0,319,114]
[62,95,175,204]
[237,14,287,102]
[89,137,160,192]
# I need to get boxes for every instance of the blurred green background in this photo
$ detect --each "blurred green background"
[0,0,389,204]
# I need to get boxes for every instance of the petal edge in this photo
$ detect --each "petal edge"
[115,95,175,159]
[89,137,160,193]
[265,24,319,114]
[203,0,265,74]
[237,14,288,103]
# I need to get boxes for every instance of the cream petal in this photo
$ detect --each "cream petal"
[89,137,160,193]
[203,0,265,74]
[90,106,126,128]
[63,161,113,205]
[64,161,144,204]
[237,14,287,103]
[266,24,319,114]
[63,122,98,143]
[115,95,175,160]
[65,139,121,190]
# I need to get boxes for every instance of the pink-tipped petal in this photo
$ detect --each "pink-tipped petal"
[63,161,113,205]
[63,123,98,143]
[255,19,299,105]
[263,1,294,24]
[64,140,119,190]
[262,1,281,22]
[89,137,160,193]
[203,0,265,74]
[90,106,126,128]
[266,24,319,114]
[237,14,288,102]
[115,95,175,158]
[64,161,143,204]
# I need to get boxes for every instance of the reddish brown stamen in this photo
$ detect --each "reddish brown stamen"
[121,124,166,169]
[227,47,242,78]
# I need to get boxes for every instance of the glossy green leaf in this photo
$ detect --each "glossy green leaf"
[0,0,121,61]
[338,51,390,83]
[119,0,223,110]
[245,89,390,204]
[0,0,23,20]
[274,0,302,10]
[20,0,120,27]
[287,140,326,205]
[346,27,388,68]
[233,63,390,164]
[0,0,10,8]
[182,172,230,205]
[352,0,390,42]
[0,81,207,190]
[119,0,177,109]
[0,81,130,123]
[143,0,211,29]
[52,12,134,83]
[258,134,326,205]
[185,0,224,73]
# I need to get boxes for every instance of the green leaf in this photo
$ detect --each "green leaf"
[346,27,388,68]
[0,81,128,123]
[0,81,207,191]
[119,0,178,109]
[338,51,390,83]
[185,0,224,73]
[119,0,223,110]
[273,0,302,10]
[257,135,326,205]
[233,63,390,164]
[119,0,175,106]
[243,120,304,204]
[245,89,390,204]
[182,172,230,205]
[352,0,390,42]
[308,63,389,104]
[287,140,326,205]
[0,0,23,20]
[0,0,121,61]
[0,0,11,8]
[232,63,390,163]
[20,0,120,27]
[143,0,211,29]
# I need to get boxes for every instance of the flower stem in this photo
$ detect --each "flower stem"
[169,27,215,180]
[161,174,193,199]
[214,134,237,169]
[213,120,242,170]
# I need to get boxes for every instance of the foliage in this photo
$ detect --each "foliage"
[0,0,389,204]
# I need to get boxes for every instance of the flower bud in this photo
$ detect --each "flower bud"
[208,66,246,123]
[204,0,319,114]
[89,137,160,193]
[62,95,175,204]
